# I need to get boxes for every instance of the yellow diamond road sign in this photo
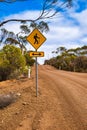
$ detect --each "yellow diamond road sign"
[29,51,44,57]
[26,28,46,50]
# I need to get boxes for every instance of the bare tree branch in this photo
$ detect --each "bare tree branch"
[0,0,73,27]
[35,0,67,20]
[0,19,35,27]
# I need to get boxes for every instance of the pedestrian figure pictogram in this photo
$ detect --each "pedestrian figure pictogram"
[34,33,40,44]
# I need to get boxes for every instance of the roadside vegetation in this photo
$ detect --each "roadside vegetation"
[0,45,35,81]
[44,46,87,72]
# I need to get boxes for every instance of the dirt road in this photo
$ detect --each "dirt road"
[0,65,87,130]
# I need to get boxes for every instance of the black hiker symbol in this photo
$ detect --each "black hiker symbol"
[34,33,40,44]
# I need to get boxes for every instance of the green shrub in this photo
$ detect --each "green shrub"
[24,52,35,66]
[0,45,26,81]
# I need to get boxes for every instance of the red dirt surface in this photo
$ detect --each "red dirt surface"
[0,65,87,130]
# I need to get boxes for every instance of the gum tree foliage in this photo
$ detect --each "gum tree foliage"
[0,0,73,27]
[0,22,49,53]
[0,26,30,53]
[24,52,35,66]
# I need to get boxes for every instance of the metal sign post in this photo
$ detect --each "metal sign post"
[35,50,38,97]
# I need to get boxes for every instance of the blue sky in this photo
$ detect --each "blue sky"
[0,0,87,17]
[0,0,43,18]
[0,0,87,64]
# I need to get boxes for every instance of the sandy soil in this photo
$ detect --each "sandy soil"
[0,65,87,130]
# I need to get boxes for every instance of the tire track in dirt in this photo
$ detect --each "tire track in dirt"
[37,65,87,130]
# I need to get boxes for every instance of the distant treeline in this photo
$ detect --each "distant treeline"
[44,45,87,72]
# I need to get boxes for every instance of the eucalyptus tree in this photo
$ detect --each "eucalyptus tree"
[52,46,67,55]
[0,21,49,54]
[0,0,73,50]
[51,45,87,72]
[67,46,87,56]
[0,26,29,54]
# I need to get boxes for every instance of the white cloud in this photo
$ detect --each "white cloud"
[75,10,87,26]
[3,22,21,34]
[47,26,81,42]
[1,9,87,64]
[2,10,41,33]
[81,37,87,43]
[70,9,87,34]
[4,10,40,21]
